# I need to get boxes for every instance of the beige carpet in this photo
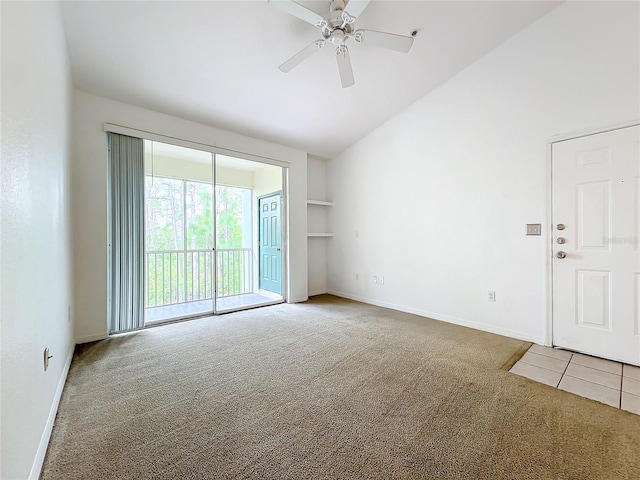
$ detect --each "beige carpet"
[42,295,640,479]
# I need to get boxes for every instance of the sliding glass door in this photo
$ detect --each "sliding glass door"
[143,141,285,324]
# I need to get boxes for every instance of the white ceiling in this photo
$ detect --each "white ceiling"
[61,1,560,158]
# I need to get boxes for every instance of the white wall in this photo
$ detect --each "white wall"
[327,1,640,344]
[307,156,329,295]
[254,164,283,198]
[0,2,74,479]
[72,91,307,343]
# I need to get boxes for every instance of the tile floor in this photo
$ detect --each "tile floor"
[510,343,640,415]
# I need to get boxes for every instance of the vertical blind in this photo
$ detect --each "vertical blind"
[107,132,144,334]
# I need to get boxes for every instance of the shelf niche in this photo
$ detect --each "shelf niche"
[307,198,332,238]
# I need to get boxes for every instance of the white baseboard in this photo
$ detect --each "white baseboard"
[75,332,108,344]
[29,345,74,480]
[308,289,328,297]
[288,296,309,303]
[326,290,544,345]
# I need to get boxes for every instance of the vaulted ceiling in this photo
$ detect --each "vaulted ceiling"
[61,1,560,158]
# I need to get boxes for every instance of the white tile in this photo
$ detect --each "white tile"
[510,361,563,387]
[564,363,621,390]
[623,364,640,381]
[570,353,622,375]
[528,344,573,362]
[558,375,620,408]
[622,376,640,396]
[519,351,569,373]
[621,392,640,415]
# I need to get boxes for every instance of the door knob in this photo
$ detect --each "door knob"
[276,248,281,252]
[556,251,566,259]
[557,237,566,244]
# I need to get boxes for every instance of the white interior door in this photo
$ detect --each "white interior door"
[552,125,640,366]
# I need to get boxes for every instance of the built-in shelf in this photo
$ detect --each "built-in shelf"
[307,199,332,238]
[307,200,333,206]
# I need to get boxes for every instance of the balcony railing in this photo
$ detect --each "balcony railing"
[145,248,253,308]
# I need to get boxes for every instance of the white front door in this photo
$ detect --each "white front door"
[552,125,640,366]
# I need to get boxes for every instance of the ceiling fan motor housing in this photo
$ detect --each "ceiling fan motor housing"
[322,11,355,40]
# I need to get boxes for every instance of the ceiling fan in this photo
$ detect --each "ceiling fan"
[269,0,415,88]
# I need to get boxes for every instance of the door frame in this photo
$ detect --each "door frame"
[545,119,640,347]
[257,190,285,297]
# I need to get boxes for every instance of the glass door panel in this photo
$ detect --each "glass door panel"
[144,176,184,314]
[143,140,214,324]
[215,154,285,312]
[184,180,215,317]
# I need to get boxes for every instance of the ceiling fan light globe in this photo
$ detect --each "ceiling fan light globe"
[329,29,346,45]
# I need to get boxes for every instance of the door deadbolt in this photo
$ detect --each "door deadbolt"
[557,237,566,244]
[556,251,567,259]
[557,224,566,230]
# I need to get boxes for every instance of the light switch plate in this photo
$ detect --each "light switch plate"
[526,224,542,236]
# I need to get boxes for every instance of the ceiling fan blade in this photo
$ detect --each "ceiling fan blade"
[357,29,414,53]
[336,45,355,88]
[345,0,371,19]
[269,0,324,27]
[279,40,325,73]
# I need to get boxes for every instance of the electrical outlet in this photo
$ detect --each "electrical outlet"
[488,291,496,302]
[355,273,359,280]
[380,276,384,285]
[373,276,377,284]
[355,231,359,239]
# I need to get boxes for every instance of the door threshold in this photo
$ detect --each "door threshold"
[216,299,284,315]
